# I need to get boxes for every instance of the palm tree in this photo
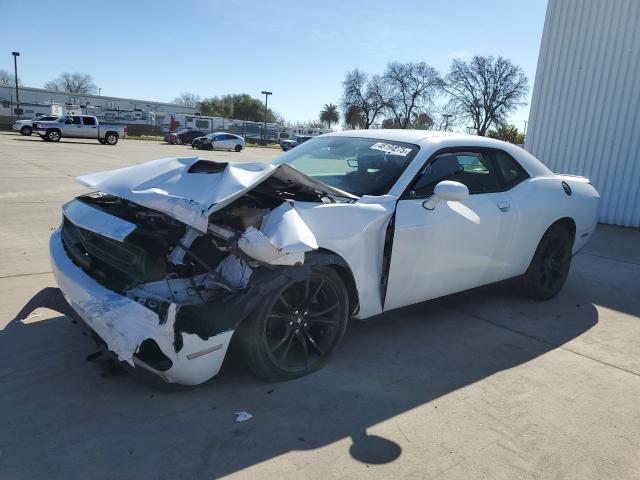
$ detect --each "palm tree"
[320,103,340,129]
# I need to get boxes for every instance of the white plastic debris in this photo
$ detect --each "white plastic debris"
[233,411,253,422]
[238,202,318,266]
[215,255,252,289]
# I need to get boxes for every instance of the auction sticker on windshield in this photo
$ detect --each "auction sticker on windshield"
[370,142,413,156]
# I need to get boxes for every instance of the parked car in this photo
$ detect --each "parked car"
[33,115,127,145]
[48,130,599,386]
[192,132,245,151]
[281,135,313,151]
[164,129,206,145]
[13,115,59,136]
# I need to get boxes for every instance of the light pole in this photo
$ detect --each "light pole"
[261,90,272,143]
[442,113,452,131]
[98,87,102,96]
[11,51,20,119]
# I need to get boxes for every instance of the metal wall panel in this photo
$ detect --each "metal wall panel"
[525,0,640,227]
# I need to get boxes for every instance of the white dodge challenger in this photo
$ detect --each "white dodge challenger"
[49,130,600,386]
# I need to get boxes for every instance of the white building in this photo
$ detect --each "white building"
[525,0,640,227]
[0,85,197,126]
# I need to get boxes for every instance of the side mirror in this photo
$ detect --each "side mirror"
[65,118,74,124]
[422,180,469,210]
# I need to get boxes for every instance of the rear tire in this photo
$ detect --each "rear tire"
[40,135,50,142]
[237,267,349,382]
[46,129,61,142]
[20,126,32,136]
[105,133,118,145]
[518,223,574,300]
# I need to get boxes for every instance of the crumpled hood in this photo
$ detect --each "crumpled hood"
[76,157,357,232]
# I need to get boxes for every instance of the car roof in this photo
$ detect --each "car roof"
[322,129,552,178]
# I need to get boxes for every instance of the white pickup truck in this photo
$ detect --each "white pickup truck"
[33,115,127,145]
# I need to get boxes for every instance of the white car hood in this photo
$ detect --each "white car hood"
[76,157,357,232]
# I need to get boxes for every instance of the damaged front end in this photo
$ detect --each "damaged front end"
[50,158,356,385]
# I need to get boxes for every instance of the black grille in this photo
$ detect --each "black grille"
[61,217,160,289]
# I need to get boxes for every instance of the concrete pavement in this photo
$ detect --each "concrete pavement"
[1,132,639,479]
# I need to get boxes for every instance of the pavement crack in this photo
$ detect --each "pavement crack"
[444,307,640,379]
[0,271,52,280]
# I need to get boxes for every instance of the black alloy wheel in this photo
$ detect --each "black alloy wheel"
[519,224,573,300]
[239,267,349,381]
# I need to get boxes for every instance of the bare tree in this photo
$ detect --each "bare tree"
[44,72,97,94]
[0,69,18,86]
[382,62,441,129]
[341,69,386,129]
[173,92,201,107]
[443,56,529,136]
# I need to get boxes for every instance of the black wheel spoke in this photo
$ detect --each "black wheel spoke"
[308,303,338,317]
[295,330,309,367]
[279,332,295,362]
[303,329,325,355]
[277,294,293,310]
[305,279,325,309]
[307,315,339,327]
[270,327,293,353]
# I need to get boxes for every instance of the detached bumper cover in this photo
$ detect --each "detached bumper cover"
[50,228,233,385]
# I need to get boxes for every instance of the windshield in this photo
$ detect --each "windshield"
[273,136,419,196]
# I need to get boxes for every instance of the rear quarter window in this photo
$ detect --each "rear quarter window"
[492,150,529,188]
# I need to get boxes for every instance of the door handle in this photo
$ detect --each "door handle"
[497,201,511,212]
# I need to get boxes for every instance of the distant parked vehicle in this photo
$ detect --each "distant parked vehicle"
[164,129,206,145]
[33,115,127,145]
[192,132,245,152]
[281,135,313,151]
[13,116,59,136]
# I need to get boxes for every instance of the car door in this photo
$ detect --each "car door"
[211,134,225,150]
[62,116,83,137]
[81,116,99,138]
[384,149,518,311]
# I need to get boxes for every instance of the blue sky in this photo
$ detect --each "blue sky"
[1,0,547,130]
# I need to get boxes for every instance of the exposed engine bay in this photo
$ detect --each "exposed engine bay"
[58,159,357,373]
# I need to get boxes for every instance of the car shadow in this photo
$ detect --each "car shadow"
[9,137,106,146]
[0,278,598,478]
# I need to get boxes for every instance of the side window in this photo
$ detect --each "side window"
[213,135,224,141]
[492,150,529,189]
[71,116,82,125]
[410,151,501,197]
[82,116,96,126]
[195,120,209,129]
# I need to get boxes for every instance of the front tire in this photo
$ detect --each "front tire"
[238,267,349,382]
[46,129,61,142]
[234,144,242,152]
[20,126,32,136]
[518,223,574,300]
[40,135,50,142]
